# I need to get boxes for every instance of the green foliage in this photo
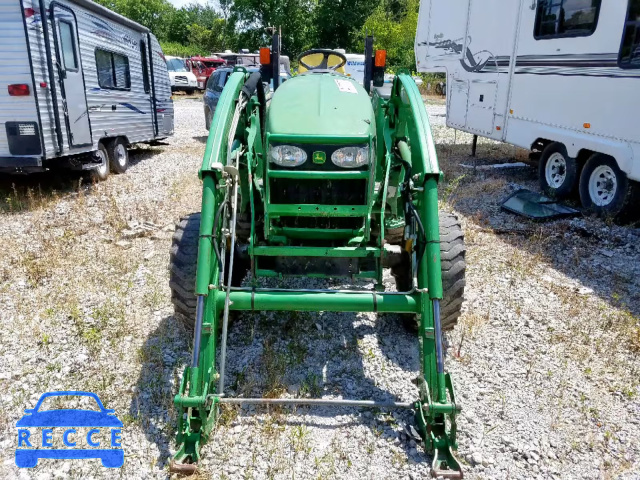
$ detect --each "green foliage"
[95,0,424,71]
[314,0,381,52]
[231,0,316,57]
[159,41,206,58]
[362,0,420,71]
[94,0,174,39]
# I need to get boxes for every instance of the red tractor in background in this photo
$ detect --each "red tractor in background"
[186,56,227,90]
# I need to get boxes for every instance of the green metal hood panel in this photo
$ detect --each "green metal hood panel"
[266,73,375,139]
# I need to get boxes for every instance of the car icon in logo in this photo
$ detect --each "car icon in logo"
[16,391,123,468]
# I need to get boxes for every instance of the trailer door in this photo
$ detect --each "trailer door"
[51,5,92,147]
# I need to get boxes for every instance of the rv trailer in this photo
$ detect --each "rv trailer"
[415,0,639,217]
[1,0,174,178]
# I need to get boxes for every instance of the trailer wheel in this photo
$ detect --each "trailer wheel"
[89,143,110,182]
[108,138,129,174]
[170,212,249,328]
[579,153,636,219]
[538,142,578,198]
[393,212,466,332]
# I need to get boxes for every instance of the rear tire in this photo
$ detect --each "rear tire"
[108,137,129,174]
[538,142,578,198]
[579,153,636,219]
[170,212,249,328]
[89,143,110,182]
[393,212,466,332]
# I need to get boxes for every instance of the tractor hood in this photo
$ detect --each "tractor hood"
[266,73,375,139]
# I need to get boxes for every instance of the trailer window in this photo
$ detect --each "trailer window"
[140,41,150,93]
[620,0,640,68]
[95,49,131,90]
[534,0,601,39]
[59,21,78,71]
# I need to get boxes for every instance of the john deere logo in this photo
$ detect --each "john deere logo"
[312,151,326,164]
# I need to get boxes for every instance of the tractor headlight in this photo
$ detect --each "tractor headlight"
[331,146,369,168]
[269,145,307,167]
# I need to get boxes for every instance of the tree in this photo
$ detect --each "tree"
[362,0,419,71]
[94,0,174,39]
[230,0,316,58]
[314,0,381,52]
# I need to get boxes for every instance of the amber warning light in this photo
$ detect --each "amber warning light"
[260,48,271,65]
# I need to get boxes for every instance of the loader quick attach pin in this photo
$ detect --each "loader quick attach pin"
[170,43,465,479]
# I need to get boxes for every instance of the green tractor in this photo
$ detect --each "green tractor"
[169,35,466,478]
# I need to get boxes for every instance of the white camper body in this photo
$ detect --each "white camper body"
[344,53,366,84]
[0,0,174,174]
[415,0,640,216]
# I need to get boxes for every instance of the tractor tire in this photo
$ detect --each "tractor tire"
[438,212,466,330]
[170,213,201,327]
[170,212,249,329]
[392,212,466,332]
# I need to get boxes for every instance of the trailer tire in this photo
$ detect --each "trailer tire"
[393,212,466,332]
[89,143,110,182]
[538,142,578,198]
[170,212,249,328]
[108,138,129,174]
[579,153,637,219]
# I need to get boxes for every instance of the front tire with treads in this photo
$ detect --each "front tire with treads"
[438,212,466,330]
[170,213,201,328]
[393,211,466,332]
[170,212,250,328]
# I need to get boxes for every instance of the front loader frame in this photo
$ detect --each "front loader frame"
[171,69,463,478]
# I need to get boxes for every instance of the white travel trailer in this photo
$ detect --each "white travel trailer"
[0,0,174,178]
[415,0,640,217]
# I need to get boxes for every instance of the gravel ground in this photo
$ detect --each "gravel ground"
[0,97,638,480]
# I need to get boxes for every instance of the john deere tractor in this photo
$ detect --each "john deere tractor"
[169,35,466,478]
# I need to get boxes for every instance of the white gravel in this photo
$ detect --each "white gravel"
[0,96,638,480]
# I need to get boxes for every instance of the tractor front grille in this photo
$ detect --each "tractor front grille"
[276,216,364,230]
[270,178,366,205]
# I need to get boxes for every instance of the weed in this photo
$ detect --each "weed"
[217,404,239,427]
[442,174,467,204]
[290,425,312,456]
[286,339,308,365]
[300,373,322,397]
[262,339,286,397]
[82,327,101,349]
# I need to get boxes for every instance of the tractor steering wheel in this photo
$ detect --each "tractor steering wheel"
[297,49,347,71]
